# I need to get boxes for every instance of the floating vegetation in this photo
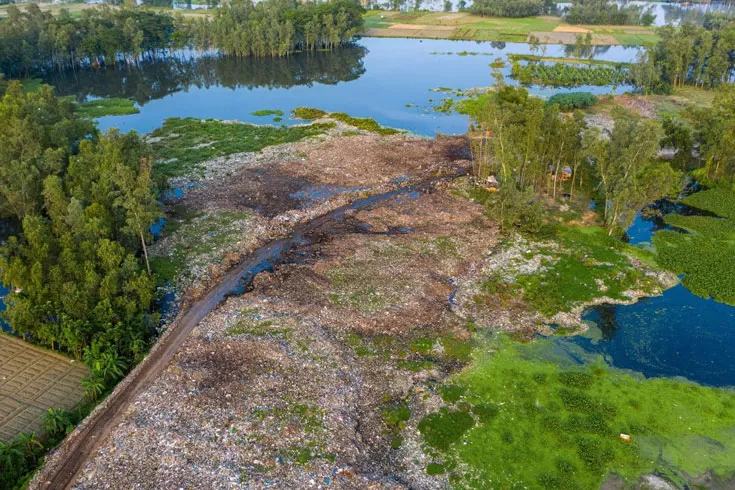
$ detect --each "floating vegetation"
[149,117,334,178]
[653,188,735,305]
[511,61,631,87]
[419,334,735,489]
[75,97,139,118]
[508,54,631,68]
[251,109,284,117]
[292,107,401,135]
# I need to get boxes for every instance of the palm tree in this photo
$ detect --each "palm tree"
[42,408,72,437]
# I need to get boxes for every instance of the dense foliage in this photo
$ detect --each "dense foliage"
[546,92,598,110]
[0,82,158,370]
[181,0,363,57]
[420,336,735,489]
[632,22,735,93]
[512,61,631,87]
[565,0,655,26]
[0,5,177,77]
[464,87,676,236]
[660,85,735,186]
[0,0,364,77]
[654,188,735,305]
[470,0,545,18]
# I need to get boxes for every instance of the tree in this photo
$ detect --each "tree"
[589,108,677,235]
[42,408,73,437]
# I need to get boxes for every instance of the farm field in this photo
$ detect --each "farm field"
[362,11,659,45]
[0,335,89,442]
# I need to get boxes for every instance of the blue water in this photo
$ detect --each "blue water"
[574,285,735,388]
[47,38,641,137]
[574,199,735,388]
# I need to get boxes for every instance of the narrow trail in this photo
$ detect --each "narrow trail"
[35,172,464,490]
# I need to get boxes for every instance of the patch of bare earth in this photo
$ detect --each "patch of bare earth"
[67,173,501,488]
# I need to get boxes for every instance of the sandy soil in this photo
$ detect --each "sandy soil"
[553,25,592,34]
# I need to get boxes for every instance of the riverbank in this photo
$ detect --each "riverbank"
[362,11,659,45]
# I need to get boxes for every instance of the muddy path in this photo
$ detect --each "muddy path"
[33,171,467,490]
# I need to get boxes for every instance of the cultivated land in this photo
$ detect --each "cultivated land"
[0,335,88,442]
[362,11,659,45]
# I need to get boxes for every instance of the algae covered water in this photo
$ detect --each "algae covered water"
[572,201,735,388]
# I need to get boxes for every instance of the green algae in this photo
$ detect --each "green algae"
[653,188,735,305]
[418,335,735,489]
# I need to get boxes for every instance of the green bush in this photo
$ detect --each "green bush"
[546,92,599,111]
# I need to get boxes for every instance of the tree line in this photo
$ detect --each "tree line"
[0,0,364,78]
[188,0,363,58]
[0,82,159,394]
[464,85,679,236]
[564,0,656,26]
[470,0,553,18]
[632,21,735,93]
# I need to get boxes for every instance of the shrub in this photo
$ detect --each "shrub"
[546,92,599,111]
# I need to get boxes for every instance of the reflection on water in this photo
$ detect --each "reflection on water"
[45,46,369,106]
[45,38,641,136]
[575,285,735,388]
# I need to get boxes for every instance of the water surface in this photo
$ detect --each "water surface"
[45,38,640,136]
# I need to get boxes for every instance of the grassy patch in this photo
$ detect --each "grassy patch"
[149,118,334,179]
[419,335,735,488]
[292,107,400,135]
[653,188,735,305]
[473,225,659,318]
[251,109,284,117]
[292,107,328,120]
[226,311,291,338]
[150,210,252,285]
[75,98,139,118]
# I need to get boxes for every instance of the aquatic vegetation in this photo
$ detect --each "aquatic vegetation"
[149,118,334,178]
[75,97,139,118]
[508,54,631,68]
[419,335,735,489]
[511,61,631,87]
[251,109,284,117]
[653,188,735,305]
[292,107,401,135]
[328,112,401,135]
[545,92,598,111]
[292,107,328,120]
